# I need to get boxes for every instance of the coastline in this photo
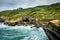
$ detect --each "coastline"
[0,18,60,40]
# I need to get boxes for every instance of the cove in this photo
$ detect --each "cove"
[0,23,49,40]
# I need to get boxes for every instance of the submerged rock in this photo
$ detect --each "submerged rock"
[31,25,40,28]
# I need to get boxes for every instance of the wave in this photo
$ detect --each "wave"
[0,23,49,40]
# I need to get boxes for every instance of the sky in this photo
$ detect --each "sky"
[0,0,60,11]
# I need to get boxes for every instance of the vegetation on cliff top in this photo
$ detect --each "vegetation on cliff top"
[0,2,60,20]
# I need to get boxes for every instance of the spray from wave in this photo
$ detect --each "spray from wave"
[0,23,49,40]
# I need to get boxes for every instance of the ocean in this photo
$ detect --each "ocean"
[0,23,49,40]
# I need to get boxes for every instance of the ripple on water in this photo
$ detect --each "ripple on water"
[0,23,49,40]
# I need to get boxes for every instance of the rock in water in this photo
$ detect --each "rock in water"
[0,23,49,40]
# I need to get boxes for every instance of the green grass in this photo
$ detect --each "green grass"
[0,2,60,20]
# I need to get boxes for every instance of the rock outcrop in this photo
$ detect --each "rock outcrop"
[4,20,18,26]
[43,19,60,40]
[0,16,6,22]
[50,19,60,27]
[17,16,38,26]
[3,16,39,26]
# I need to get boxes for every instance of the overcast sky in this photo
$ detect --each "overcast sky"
[0,0,60,11]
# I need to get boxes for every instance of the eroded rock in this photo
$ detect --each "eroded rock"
[4,20,18,26]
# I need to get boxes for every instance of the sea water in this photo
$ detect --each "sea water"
[0,23,49,40]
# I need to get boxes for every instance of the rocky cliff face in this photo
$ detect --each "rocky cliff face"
[43,19,60,40]
[0,16,39,26]
[0,16,60,40]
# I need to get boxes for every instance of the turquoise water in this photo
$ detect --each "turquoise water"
[0,23,49,40]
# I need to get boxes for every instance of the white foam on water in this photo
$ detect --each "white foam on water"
[0,23,8,28]
[0,23,35,30]
[0,23,49,40]
[21,27,49,40]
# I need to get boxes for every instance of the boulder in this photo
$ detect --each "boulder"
[8,22,17,26]
[4,20,18,26]
[0,18,5,22]
[17,16,37,25]
[0,16,7,22]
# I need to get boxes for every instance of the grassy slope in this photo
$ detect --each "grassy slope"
[0,2,60,20]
